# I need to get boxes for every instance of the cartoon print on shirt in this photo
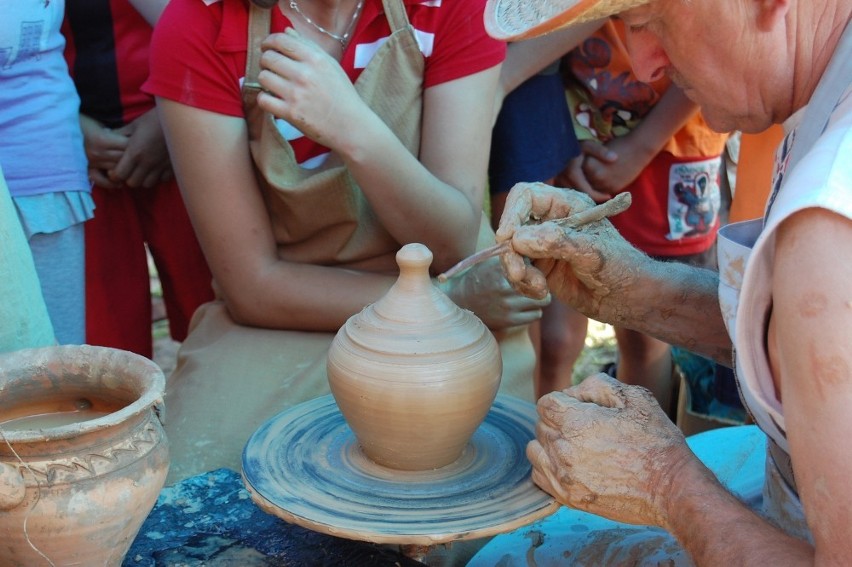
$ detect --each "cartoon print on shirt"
[667,157,722,240]
[564,36,658,141]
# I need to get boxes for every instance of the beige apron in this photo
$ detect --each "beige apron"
[163,0,535,485]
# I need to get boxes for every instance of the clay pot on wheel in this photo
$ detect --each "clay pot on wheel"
[0,345,169,567]
[327,243,502,471]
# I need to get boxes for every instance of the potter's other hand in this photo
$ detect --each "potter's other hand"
[257,28,368,150]
[527,373,696,529]
[496,183,648,324]
[437,256,549,330]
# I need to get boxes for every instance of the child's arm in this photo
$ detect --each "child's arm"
[579,85,700,196]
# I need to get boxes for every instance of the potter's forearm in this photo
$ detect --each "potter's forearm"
[665,458,813,566]
[619,259,732,365]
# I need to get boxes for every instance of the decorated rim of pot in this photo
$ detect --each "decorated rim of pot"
[0,345,165,443]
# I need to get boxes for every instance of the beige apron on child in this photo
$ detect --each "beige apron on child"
[163,1,535,485]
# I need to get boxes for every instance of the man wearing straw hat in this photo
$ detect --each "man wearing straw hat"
[486,0,852,563]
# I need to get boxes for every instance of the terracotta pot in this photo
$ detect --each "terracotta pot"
[0,345,169,566]
[327,243,502,471]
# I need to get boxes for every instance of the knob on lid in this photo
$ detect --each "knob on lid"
[341,243,491,357]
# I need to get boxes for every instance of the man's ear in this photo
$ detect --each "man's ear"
[753,0,789,32]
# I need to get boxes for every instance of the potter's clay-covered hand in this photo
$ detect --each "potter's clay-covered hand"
[437,255,549,330]
[495,182,648,325]
[526,373,697,529]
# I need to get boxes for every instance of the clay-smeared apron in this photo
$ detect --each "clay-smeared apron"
[162,1,535,484]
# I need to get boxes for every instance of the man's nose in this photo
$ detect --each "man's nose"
[624,28,670,83]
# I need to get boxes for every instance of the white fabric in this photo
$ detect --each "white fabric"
[717,27,852,537]
[730,87,852,453]
[716,80,852,539]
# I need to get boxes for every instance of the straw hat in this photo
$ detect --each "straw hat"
[485,0,650,41]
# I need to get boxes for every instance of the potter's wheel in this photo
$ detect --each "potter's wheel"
[241,394,559,545]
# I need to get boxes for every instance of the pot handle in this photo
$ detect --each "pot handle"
[0,461,26,510]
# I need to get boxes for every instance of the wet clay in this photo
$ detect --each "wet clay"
[242,394,559,545]
[439,192,632,282]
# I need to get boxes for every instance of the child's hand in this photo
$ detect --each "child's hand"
[79,114,129,189]
[110,109,174,189]
[581,132,656,195]
[555,140,617,202]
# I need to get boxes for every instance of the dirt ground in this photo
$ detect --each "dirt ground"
[151,315,179,376]
[571,321,617,384]
[149,253,180,376]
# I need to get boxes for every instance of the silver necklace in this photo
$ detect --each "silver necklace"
[288,0,365,47]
